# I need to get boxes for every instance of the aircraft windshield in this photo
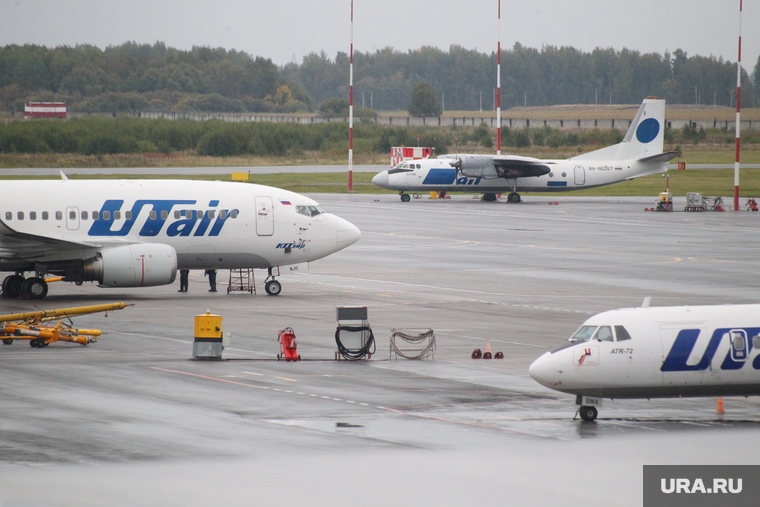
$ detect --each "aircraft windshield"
[569,325,597,343]
[296,205,326,218]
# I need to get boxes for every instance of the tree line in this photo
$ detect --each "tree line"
[282,44,760,112]
[0,42,311,114]
[1,41,758,115]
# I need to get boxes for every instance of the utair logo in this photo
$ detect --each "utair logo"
[88,200,237,237]
[456,177,482,186]
[661,327,760,372]
[276,243,306,250]
[661,478,742,494]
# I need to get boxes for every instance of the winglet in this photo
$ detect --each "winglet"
[60,171,69,181]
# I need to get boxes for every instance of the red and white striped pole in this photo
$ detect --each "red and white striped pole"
[496,0,501,155]
[733,0,742,211]
[348,0,354,192]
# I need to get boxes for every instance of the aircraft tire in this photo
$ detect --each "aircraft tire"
[400,194,411,203]
[507,192,521,203]
[2,275,25,298]
[265,280,282,296]
[483,193,497,202]
[579,405,598,422]
[21,277,48,300]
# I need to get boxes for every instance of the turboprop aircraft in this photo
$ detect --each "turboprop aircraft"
[372,97,679,202]
[529,302,760,421]
[0,179,360,299]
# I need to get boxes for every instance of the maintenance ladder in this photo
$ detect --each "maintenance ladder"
[227,269,256,294]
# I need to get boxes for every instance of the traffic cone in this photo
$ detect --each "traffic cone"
[483,339,492,359]
[716,397,725,415]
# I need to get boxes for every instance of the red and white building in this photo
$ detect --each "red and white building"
[390,146,435,168]
[24,102,67,119]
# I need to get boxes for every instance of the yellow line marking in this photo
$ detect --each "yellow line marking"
[243,371,264,376]
[275,376,297,382]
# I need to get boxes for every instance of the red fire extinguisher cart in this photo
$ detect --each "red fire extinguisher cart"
[277,327,300,361]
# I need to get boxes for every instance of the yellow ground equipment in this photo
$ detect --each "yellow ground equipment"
[0,303,131,348]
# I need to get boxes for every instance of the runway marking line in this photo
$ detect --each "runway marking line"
[275,377,297,382]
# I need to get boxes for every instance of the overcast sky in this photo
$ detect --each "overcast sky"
[1,0,758,77]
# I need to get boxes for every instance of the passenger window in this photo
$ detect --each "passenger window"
[81,211,88,220]
[174,211,181,219]
[219,210,228,219]
[207,210,215,219]
[114,211,121,220]
[92,211,99,220]
[196,210,202,219]
[753,335,760,350]
[30,211,37,220]
[185,210,192,219]
[42,211,49,220]
[5,212,10,220]
[615,325,632,341]
[230,210,238,219]
[69,211,75,220]
[56,211,63,220]
[595,326,613,342]
[125,211,132,220]
[732,333,746,351]
[149,210,157,219]
[103,211,110,220]
[161,210,168,220]
[18,211,24,220]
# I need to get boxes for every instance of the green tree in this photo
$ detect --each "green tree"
[408,82,441,117]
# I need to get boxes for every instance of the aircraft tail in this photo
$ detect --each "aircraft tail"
[571,97,666,162]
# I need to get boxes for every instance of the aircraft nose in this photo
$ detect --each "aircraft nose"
[372,171,390,188]
[529,352,555,388]
[336,216,361,251]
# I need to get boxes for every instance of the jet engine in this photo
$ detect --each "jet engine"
[82,244,177,287]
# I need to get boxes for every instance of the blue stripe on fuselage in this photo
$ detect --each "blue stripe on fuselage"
[422,168,457,185]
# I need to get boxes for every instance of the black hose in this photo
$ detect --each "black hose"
[335,325,375,360]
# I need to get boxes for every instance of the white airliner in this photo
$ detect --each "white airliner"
[529,303,760,421]
[0,179,361,299]
[372,97,679,202]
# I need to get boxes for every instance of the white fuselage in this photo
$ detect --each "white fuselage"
[372,156,663,194]
[0,179,360,274]
[529,305,760,399]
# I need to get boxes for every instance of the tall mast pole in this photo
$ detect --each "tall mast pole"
[496,0,501,155]
[733,0,742,210]
[348,0,354,192]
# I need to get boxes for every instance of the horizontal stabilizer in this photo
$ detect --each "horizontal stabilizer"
[638,151,681,164]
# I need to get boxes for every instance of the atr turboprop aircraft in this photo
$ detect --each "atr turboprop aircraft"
[529,303,760,421]
[372,97,679,202]
[0,179,360,299]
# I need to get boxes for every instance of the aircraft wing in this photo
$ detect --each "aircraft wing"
[492,156,552,178]
[638,151,681,164]
[0,220,102,262]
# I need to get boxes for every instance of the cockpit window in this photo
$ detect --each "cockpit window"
[296,205,326,217]
[569,325,597,343]
[389,167,414,175]
[615,325,632,341]
[594,326,613,342]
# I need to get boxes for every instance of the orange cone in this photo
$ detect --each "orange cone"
[716,397,725,415]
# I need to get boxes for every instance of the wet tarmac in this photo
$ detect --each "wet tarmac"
[1,193,758,506]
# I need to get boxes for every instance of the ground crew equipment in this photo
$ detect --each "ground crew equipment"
[277,327,300,361]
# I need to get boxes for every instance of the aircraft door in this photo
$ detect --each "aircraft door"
[66,206,80,231]
[574,166,585,186]
[254,196,274,236]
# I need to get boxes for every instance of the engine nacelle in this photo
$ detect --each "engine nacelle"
[83,244,177,287]
[453,155,500,179]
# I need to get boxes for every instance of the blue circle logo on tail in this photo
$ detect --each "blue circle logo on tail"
[636,118,660,143]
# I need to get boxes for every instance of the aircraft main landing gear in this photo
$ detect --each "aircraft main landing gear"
[2,274,48,300]
[579,405,598,422]
[507,192,521,203]
[400,192,411,202]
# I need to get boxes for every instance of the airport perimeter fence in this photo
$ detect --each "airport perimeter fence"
[58,111,757,132]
